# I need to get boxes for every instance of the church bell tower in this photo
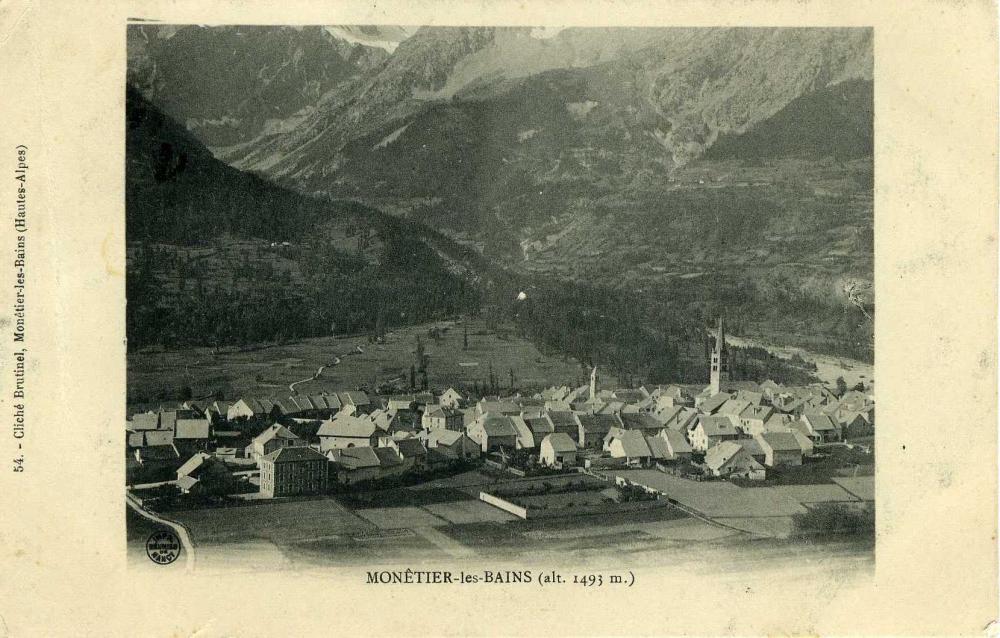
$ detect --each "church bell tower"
[709,317,729,395]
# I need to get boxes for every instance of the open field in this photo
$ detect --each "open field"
[168,497,375,543]
[131,474,873,570]
[128,318,595,405]
[606,469,868,539]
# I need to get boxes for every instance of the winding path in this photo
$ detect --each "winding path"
[288,346,365,394]
[127,494,196,570]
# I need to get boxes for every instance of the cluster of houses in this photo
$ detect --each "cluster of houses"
[126,319,875,499]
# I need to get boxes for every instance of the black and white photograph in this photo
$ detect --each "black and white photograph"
[123,25,875,571]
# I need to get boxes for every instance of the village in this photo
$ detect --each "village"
[126,318,875,561]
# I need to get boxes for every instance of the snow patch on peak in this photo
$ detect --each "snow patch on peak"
[325,26,417,53]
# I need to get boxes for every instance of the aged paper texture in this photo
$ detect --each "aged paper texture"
[0,0,996,635]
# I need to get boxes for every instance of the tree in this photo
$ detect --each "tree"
[409,365,416,391]
[463,324,469,350]
[836,376,848,397]
[415,335,425,372]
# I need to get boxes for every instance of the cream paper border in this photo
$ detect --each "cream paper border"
[0,0,996,635]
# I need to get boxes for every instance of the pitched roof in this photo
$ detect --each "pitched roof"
[645,435,670,460]
[373,446,404,467]
[704,441,746,470]
[697,415,740,437]
[738,437,765,457]
[802,413,839,431]
[424,405,463,419]
[174,418,209,440]
[338,390,370,406]
[176,452,211,478]
[264,446,327,464]
[143,430,174,447]
[542,432,577,453]
[478,399,520,415]
[477,415,519,437]
[718,399,751,416]
[612,430,651,458]
[757,431,803,453]
[734,390,764,406]
[508,416,535,448]
[620,413,663,431]
[426,429,465,447]
[578,413,620,434]
[138,444,179,462]
[524,415,554,436]
[176,475,200,491]
[395,438,426,457]
[318,414,378,438]
[739,404,774,421]
[237,398,277,415]
[700,392,731,414]
[253,424,301,446]
[662,429,692,455]
[329,446,380,469]
[791,431,814,453]
[130,412,160,431]
[612,389,648,403]
[547,411,580,429]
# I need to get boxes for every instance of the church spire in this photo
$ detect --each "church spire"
[709,316,729,394]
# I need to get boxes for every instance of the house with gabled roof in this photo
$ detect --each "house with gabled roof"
[506,415,535,450]
[476,398,520,417]
[523,414,555,444]
[129,412,160,431]
[204,401,233,423]
[689,415,741,452]
[174,414,210,442]
[607,430,651,466]
[657,429,693,462]
[703,441,764,478]
[467,414,519,452]
[650,385,694,408]
[754,432,804,467]
[547,410,583,444]
[698,392,732,415]
[337,390,371,413]
[175,451,233,494]
[327,447,382,484]
[540,385,571,403]
[227,398,281,421]
[620,412,664,433]
[612,388,649,404]
[387,394,416,413]
[133,442,180,467]
[539,433,578,468]
[717,398,752,418]
[317,413,382,452]
[738,404,776,436]
[438,387,464,409]
[577,413,621,449]
[246,424,304,461]
[799,413,842,443]
[422,404,464,431]
[422,428,480,459]
[392,437,428,469]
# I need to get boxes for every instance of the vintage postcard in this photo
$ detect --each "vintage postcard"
[0,0,996,636]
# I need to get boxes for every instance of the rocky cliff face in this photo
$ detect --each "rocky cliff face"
[127,24,392,148]
[128,26,874,358]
